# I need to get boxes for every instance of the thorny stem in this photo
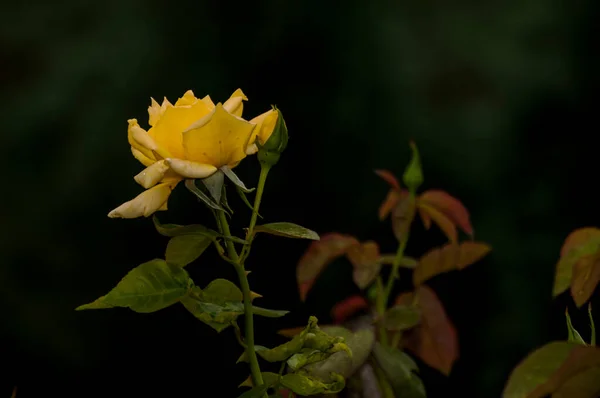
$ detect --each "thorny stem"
[216,210,265,392]
[241,165,270,262]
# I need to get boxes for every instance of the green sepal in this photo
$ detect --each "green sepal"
[566,307,587,345]
[257,106,288,168]
[201,169,225,203]
[185,179,225,211]
[221,166,255,193]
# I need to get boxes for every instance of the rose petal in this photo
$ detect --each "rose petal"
[165,158,217,179]
[222,88,248,117]
[108,182,175,219]
[134,160,170,189]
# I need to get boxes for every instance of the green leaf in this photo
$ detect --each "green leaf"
[185,179,224,211]
[287,349,334,371]
[76,259,192,313]
[253,307,289,318]
[280,372,344,396]
[201,169,225,203]
[238,372,281,397]
[153,216,247,244]
[503,341,600,398]
[254,222,319,240]
[308,327,375,379]
[153,216,218,238]
[165,235,211,267]
[382,305,421,332]
[221,166,255,193]
[181,279,245,332]
[372,342,426,398]
[566,308,587,345]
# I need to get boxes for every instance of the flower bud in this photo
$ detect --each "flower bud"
[257,106,288,168]
[402,140,423,193]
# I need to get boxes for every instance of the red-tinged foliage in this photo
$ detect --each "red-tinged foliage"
[374,169,401,190]
[375,169,410,221]
[418,202,458,243]
[347,241,381,289]
[392,194,416,242]
[570,253,600,308]
[560,227,600,257]
[296,233,359,301]
[396,286,459,376]
[278,388,296,398]
[413,241,491,286]
[331,295,369,324]
[418,190,474,237]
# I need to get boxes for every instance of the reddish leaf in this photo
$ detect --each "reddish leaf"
[375,169,401,190]
[417,201,458,243]
[392,194,416,242]
[413,242,491,286]
[560,227,600,257]
[331,295,370,324]
[554,230,600,297]
[396,286,458,375]
[502,341,600,398]
[296,233,359,301]
[419,190,473,237]
[379,189,402,221]
[570,254,600,308]
[347,241,382,289]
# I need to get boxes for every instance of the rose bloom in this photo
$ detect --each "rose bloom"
[109,89,277,219]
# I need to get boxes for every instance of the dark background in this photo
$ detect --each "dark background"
[1,1,598,397]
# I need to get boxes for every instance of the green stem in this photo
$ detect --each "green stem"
[383,237,409,303]
[241,165,270,261]
[372,360,395,398]
[216,211,264,391]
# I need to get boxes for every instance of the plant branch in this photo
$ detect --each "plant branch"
[241,165,270,261]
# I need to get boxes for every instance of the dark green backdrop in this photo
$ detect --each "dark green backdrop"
[2,0,598,397]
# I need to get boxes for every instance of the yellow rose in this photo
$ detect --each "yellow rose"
[109,89,255,219]
[246,108,279,155]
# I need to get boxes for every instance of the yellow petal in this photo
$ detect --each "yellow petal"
[131,147,155,167]
[127,119,157,161]
[165,158,218,179]
[174,90,198,106]
[134,160,170,189]
[149,97,212,159]
[250,108,278,146]
[107,183,174,219]
[148,97,172,127]
[223,88,248,117]
[202,95,215,110]
[183,103,255,168]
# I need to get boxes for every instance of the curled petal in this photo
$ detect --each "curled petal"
[166,158,217,179]
[131,147,155,167]
[127,119,157,161]
[134,160,170,189]
[108,183,174,219]
[183,103,254,168]
[222,88,248,117]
